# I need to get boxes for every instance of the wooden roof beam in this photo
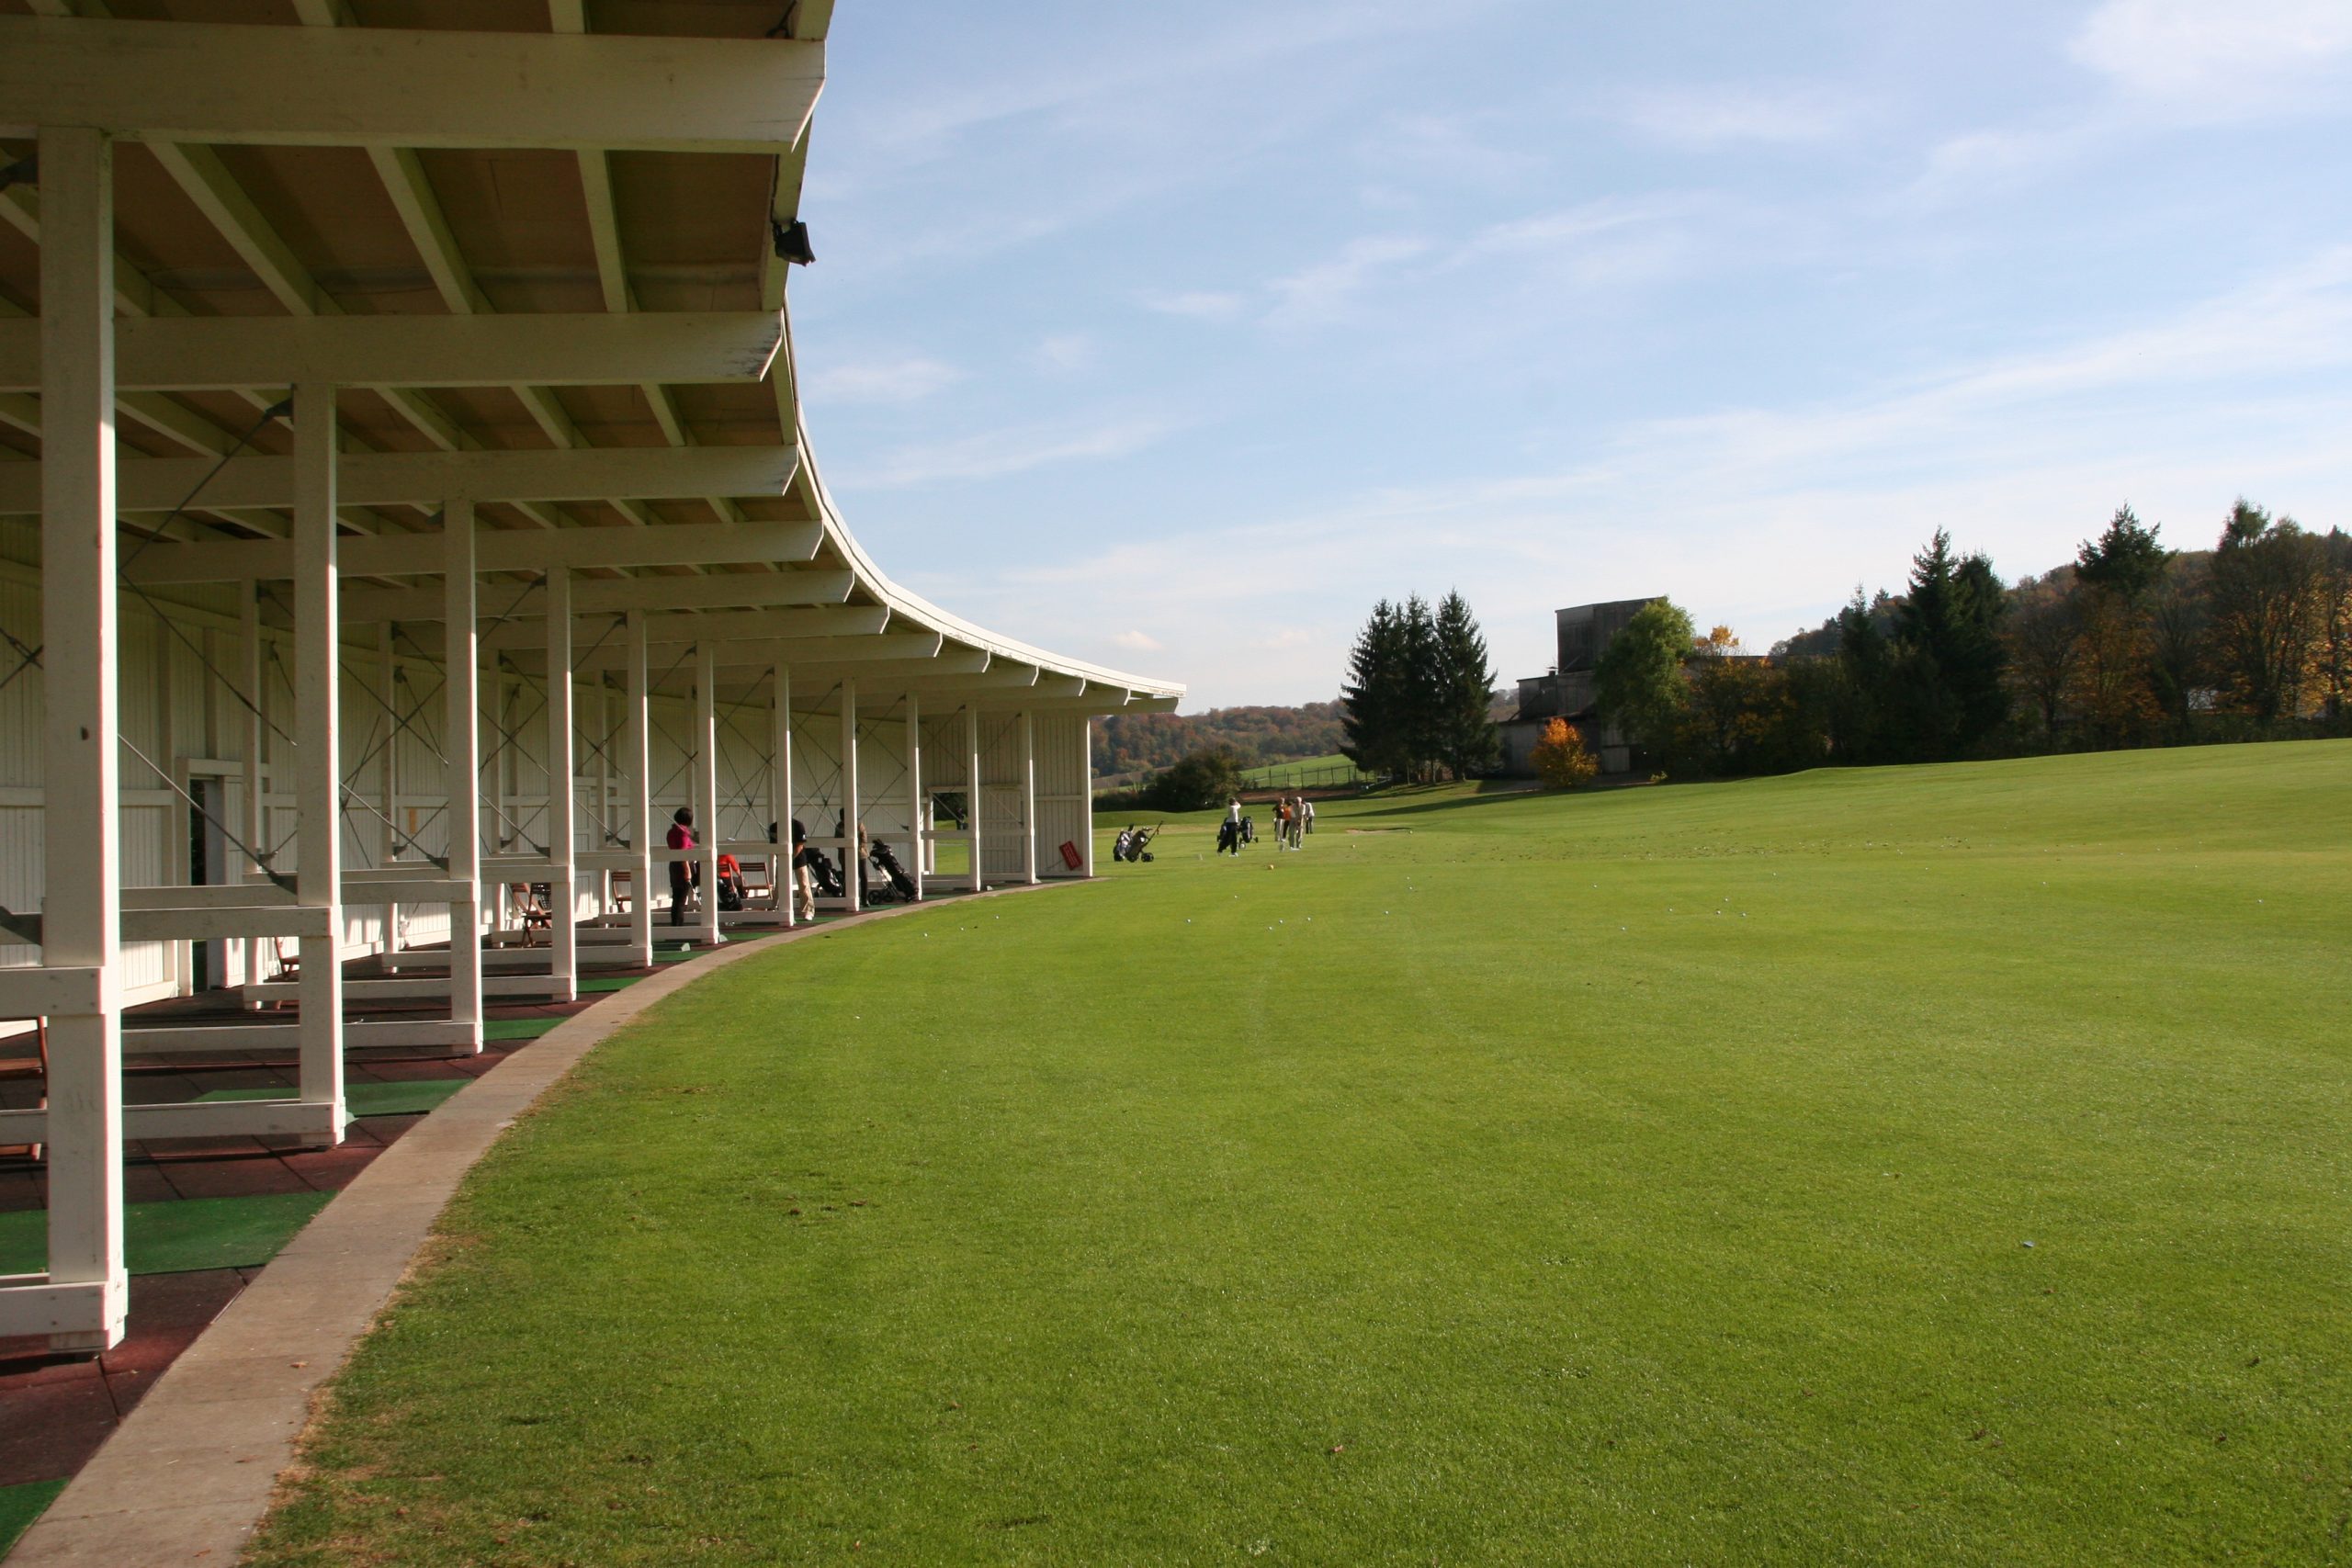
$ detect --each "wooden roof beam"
[0,17,824,152]
[0,312,786,393]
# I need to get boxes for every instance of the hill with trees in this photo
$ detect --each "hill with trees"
[1093,702,1349,779]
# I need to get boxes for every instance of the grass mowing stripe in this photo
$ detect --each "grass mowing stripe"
[0,1480,65,1559]
[0,1191,333,1277]
[241,741,2352,1567]
[194,1080,469,1118]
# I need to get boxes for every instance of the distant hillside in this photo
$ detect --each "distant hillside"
[1094,702,1348,777]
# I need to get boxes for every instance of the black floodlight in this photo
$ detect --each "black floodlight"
[772,219,815,266]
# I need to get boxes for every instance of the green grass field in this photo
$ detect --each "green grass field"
[1235,752,1373,790]
[246,742,2352,1566]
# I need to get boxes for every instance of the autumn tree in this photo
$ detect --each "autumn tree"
[1530,717,1599,789]
[2209,501,2324,722]
[2003,573,2082,739]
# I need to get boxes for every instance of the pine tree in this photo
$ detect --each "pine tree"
[2075,504,2171,605]
[1340,599,1409,779]
[1431,591,1499,779]
[1398,594,1442,780]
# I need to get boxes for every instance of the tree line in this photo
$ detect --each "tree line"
[1092,701,1349,779]
[1592,501,2352,779]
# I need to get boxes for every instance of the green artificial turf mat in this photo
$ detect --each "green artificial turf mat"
[0,1190,334,1278]
[196,1079,469,1118]
[482,1016,566,1042]
[574,976,641,993]
[0,1480,66,1559]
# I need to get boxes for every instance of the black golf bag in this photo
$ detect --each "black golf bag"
[870,840,918,902]
[802,846,844,899]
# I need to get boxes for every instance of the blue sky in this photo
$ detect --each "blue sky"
[786,0,2352,711]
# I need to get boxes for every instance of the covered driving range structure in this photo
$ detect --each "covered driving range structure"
[0,1,1181,1358]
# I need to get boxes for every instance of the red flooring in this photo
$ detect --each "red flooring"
[0,947,661,1492]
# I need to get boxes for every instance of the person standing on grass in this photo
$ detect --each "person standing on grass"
[1303,797,1316,840]
[666,807,698,926]
[1275,795,1293,851]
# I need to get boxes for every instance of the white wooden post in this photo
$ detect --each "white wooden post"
[625,610,653,966]
[30,125,127,1351]
[292,380,346,1142]
[905,694,923,901]
[239,581,264,995]
[772,660,792,928]
[545,566,577,997]
[443,500,483,1048]
[1080,717,1096,878]
[377,622,400,954]
[965,704,983,894]
[1020,708,1039,886]
[594,680,613,914]
[695,640,721,947]
[840,678,860,913]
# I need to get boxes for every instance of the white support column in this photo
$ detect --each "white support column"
[545,567,577,997]
[772,660,793,928]
[443,500,483,1049]
[239,581,264,995]
[19,124,127,1352]
[377,622,400,953]
[291,380,347,1145]
[625,610,653,966]
[1020,708,1039,886]
[695,641,721,948]
[840,678,860,913]
[594,681,613,914]
[905,694,923,902]
[966,705,983,894]
[1080,717,1096,878]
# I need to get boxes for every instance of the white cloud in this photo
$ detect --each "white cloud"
[803,356,964,405]
[2073,0,2352,100]
[1265,234,1432,328]
[1113,629,1164,651]
[853,417,1179,490]
[1617,85,1854,149]
[1035,333,1098,374]
[1143,289,1250,322]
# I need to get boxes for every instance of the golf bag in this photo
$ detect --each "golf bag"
[802,846,844,899]
[1114,825,1160,863]
[869,839,918,902]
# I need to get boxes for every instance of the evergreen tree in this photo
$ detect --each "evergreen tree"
[1430,591,1500,779]
[1340,599,1411,779]
[1398,594,1443,779]
[2075,504,2172,605]
[1888,530,2008,758]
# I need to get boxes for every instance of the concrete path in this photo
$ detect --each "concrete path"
[6,887,1051,1566]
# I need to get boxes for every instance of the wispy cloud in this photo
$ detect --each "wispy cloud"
[803,356,964,405]
[1266,235,1432,328]
[1034,333,1098,374]
[853,417,1181,491]
[1112,628,1164,652]
[2072,0,2352,103]
[948,252,2352,705]
[1615,85,1856,149]
[1142,289,1250,322]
